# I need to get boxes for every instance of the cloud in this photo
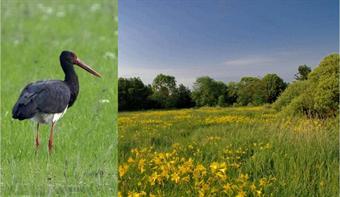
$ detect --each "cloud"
[223,56,274,66]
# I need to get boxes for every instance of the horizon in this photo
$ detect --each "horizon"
[119,0,339,87]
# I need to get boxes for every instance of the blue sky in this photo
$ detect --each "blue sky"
[119,0,338,87]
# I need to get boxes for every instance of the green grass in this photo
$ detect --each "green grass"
[119,107,339,196]
[1,0,117,195]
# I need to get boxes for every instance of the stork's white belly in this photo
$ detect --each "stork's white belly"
[31,107,68,124]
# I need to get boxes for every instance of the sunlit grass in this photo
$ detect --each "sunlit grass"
[119,107,338,196]
[1,0,117,195]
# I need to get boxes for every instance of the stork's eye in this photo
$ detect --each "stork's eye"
[70,53,77,62]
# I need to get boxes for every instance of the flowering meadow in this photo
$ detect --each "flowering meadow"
[118,107,338,196]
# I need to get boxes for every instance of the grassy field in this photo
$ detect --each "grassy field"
[119,106,338,196]
[1,0,117,195]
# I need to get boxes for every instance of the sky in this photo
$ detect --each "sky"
[119,0,339,87]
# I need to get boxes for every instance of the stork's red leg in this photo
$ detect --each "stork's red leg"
[48,122,55,153]
[35,123,40,148]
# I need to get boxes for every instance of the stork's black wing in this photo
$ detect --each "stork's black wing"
[12,80,71,120]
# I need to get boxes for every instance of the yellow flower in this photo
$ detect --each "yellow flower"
[236,190,246,197]
[149,172,160,186]
[138,159,146,173]
[239,173,249,182]
[250,183,256,191]
[223,183,232,193]
[119,163,129,177]
[256,189,262,196]
[171,172,180,183]
[259,178,267,187]
[193,164,206,178]
[127,157,135,163]
[210,162,219,173]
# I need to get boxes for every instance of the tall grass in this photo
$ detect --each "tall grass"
[1,0,117,195]
[119,107,339,196]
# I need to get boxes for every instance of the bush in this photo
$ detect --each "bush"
[308,54,339,117]
[276,53,339,118]
[272,80,309,111]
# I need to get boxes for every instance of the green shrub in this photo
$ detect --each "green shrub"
[276,53,339,118]
[308,54,339,117]
[272,80,309,111]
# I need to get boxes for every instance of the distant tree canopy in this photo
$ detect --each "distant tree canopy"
[118,77,152,111]
[119,53,338,118]
[192,76,227,107]
[295,64,311,80]
[226,82,239,105]
[174,84,195,108]
[262,74,287,103]
[119,74,287,111]
[151,74,178,108]
[237,77,265,106]
[118,74,194,111]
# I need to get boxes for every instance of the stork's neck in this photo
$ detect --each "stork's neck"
[61,59,79,107]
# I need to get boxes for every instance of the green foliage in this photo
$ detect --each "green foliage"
[262,74,287,103]
[174,84,195,108]
[119,77,152,111]
[237,77,266,106]
[272,80,309,111]
[152,74,177,95]
[217,95,226,107]
[277,54,339,118]
[192,76,227,107]
[295,64,312,80]
[226,82,239,104]
[151,74,178,108]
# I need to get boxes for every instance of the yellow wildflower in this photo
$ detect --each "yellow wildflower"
[119,163,129,177]
[171,172,180,183]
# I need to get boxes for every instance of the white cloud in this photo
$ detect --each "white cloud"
[223,56,274,66]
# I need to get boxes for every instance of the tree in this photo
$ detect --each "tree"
[295,64,311,80]
[218,95,226,107]
[151,74,178,108]
[118,77,153,111]
[226,82,239,105]
[152,74,176,95]
[237,77,266,106]
[192,76,227,107]
[262,74,287,103]
[174,84,194,108]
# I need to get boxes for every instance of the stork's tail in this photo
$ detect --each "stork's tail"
[12,101,37,120]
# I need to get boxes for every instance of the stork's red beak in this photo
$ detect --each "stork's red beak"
[74,58,102,78]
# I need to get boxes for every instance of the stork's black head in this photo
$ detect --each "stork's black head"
[60,50,77,65]
[59,50,101,78]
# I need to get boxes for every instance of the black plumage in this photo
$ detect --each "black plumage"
[12,51,80,121]
[12,80,71,120]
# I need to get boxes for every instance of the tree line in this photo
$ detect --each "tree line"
[119,64,312,111]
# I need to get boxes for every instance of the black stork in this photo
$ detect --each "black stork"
[12,51,101,153]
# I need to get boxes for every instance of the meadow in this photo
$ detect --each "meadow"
[119,106,339,196]
[1,0,117,195]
